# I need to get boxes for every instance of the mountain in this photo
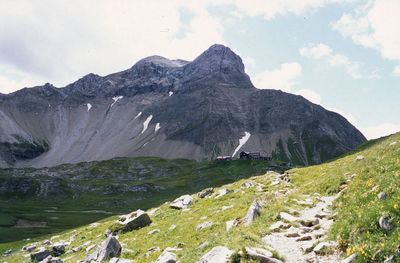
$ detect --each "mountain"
[0,44,366,168]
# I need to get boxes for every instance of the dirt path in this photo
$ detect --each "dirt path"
[263,195,343,263]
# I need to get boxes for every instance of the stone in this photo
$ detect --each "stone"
[170,195,193,209]
[244,247,283,263]
[300,242,316,253]
[271,180,280,186]
[279,212,298,223]
[86,236,121,262]
[38,255,64,263]
[243,199,262,226]
[270,221,290,232]
[356,155,364,161]
[197,241,209,250]
[148,229,160,235]
[30,249,52,262]
[198,188,214,198]
[300,219,319,227]
[313,241,337,255]
[169,224,176,231]
[109,258,133,263]
[86,244,96,252]
[378,192,387,200]
[214,188,233,198]
[379,215,394,231]
[226,219,240,232]
[241,181,255,188]
[296,235,312,241]
[196,221,213,231]
[42,240,52,245]
[198,246,232,263]
[110,209,152,233]
[3,249,12,256]
[155,250,177,263]
[51,242,66,256]
[221,205,233,211]
[23,244,37,252]
[341,253,357,263]
[384,255,394,263]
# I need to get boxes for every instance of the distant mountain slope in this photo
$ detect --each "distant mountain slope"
[0,44,366,167]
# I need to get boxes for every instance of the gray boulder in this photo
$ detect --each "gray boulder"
[198,246,232,263]
[39,255,64,263]
[30,249,52,262]
[198,188,214,198]
[170,195,193,209]
[51,242,66,256]
[110,209,152,233]
[109,258,133,263]
[243,199,262,226]
[85,236,121,262]
[155,250,177,263]
[379,215,394,231]
[378,192,387,200]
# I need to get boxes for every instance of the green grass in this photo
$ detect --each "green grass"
[0,157,285,244]
[1,133,399,262]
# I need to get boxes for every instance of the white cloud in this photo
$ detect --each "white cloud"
[300,43,378,79]
[253,62,302,91]
[393,66,400,77]
[243,56,256,68]
[361,123,400,140]
[332,0,400,60]
[295,89,322,104]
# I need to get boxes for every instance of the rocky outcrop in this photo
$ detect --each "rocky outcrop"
[109,210,152,234]
[0,44,366,168]
[243,199,262,226]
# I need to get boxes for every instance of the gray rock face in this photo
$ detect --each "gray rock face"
[30,249,52,262]
[379,215,394,231]
[0,44,366,168]
[155,250,177,263]
[111,210,152,234]
[170,195,193,209]
[244,247,283,263]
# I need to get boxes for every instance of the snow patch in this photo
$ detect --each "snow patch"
[169,91,174,96]
[110,96,123,108]
[155,123,161,132]
[232,132,251,157]
[86,103,92,112]
[134,112,142,119]
[141,115,153,134]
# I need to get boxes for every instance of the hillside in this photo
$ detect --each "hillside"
[0,44,366,168]
[1,133,398,262]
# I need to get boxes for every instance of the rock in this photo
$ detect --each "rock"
[243,199,262,226]
[221,205,233,211]
[270,221,290,232]
[341,253,357,263]
[244,247,283,263]
[3,249,12,256]
[198,246,232,263]
[148,229,160,235]
[313,241,337,255]
[379,215,394,231]
[296,235,312,241]
[356,155,364,161]
[109,258,133,263]
[279,212,298,223]
[300,219,319,227]
[42,240,52,246]
[147,208,160,216]
[86,244,96,252]
[241,181,255,188]
[214,188,233,198]
[30,249,52,262]
[197,241,209,250]
[294,199,313,206]
[105,229,112,237]
[86,236,121,262]
[196,221,213,230]
[198,188,214,198]
[51,242,66,256]
[384,255,394,263]
[169,224,176,231]
[226,219,240,232]
[389,142,397,146]
[39,255,64,263]
[300,242,316,253]
[270,180,280,186]
[170,195,193,209]
[23,244,37,252]
[378,192,387,200]
[110,209,152,233]
[155,250,177,263]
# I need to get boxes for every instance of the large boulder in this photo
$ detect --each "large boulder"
[198,188,214,198]
[155,250,177,263]
[39,255,64,263]
[30,249,52,262]
[85,236,121,262]
[243,199,262,226]
[51,242,66,256]
[170,195,193,209]
[110,210,152,234]
[198,246,232,263]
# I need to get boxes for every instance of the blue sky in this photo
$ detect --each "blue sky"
[0,0,399,139]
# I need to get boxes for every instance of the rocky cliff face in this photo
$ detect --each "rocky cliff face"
[0,44,366,167]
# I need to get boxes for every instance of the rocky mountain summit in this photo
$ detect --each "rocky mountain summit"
[0,44,366,167]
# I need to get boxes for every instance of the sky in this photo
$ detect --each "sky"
[0,0,399,139]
